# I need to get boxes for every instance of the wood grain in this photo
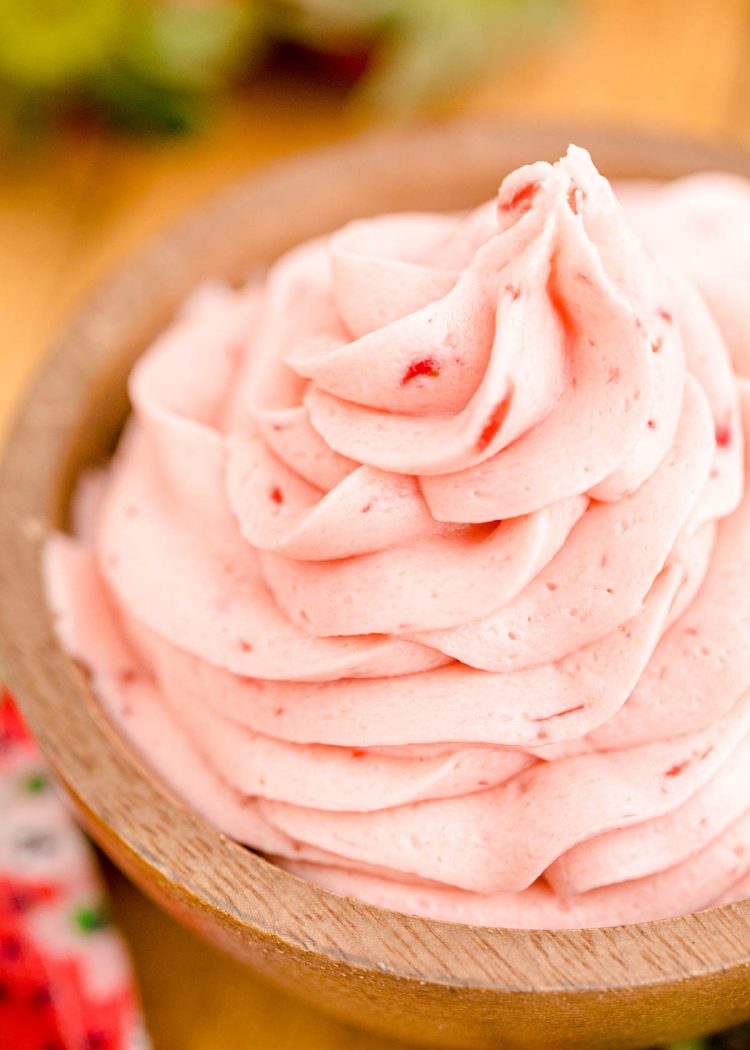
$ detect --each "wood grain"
[2,3,750,1047]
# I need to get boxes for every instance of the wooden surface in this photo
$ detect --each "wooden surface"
[1,2,750,1047]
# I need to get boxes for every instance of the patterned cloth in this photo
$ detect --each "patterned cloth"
[0,686,149,1050]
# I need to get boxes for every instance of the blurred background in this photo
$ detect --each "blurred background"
[1,2,750,1048]
[2,0,750,443]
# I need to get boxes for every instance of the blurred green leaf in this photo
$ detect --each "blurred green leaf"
[88,68,203,134]
[122,1,264,94]
[0,0,125,90]
[265,0,567,116]
[362,0,565,115]
[0,0,567,134]
[664,1021,750,1048]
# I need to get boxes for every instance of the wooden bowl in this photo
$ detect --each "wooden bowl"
[3,123,750,1050]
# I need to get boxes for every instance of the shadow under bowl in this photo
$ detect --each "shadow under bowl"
[2,122,750,1050]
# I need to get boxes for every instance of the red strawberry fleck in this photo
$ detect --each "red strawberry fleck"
[505,284,522,301]
[401,358,440,385]
[269,486,283,504]
[351,749,366,759]
[567,183,584,213]
[548,277,575,339]
[651,337,663,353]
[238,640,253,653]
[531,704,585,723]
[657,307,673,324]
[500,181,540,215]
[715,422,732,447]
[476,392,513,453]
[665,759,691,777]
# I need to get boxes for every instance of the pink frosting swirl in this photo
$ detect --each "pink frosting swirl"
[46,146,750,928]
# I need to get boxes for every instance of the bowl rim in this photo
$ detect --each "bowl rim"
[3,119,750,997]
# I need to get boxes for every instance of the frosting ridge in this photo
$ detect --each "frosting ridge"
[45,145,750,928]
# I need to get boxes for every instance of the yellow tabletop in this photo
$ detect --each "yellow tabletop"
[2,2,750,1047]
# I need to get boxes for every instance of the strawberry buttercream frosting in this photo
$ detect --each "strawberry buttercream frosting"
[45,146,750,928]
